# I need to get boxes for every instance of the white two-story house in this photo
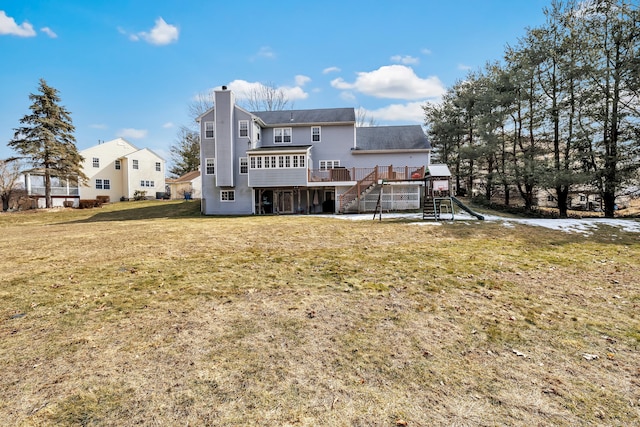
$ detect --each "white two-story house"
[80,138,165,202]
[198,87,431,215]
[23,138,165,207]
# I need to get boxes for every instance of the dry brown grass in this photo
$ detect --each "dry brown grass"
[1,201,639,426]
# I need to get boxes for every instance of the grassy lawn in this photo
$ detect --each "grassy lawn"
[1,201,639,426]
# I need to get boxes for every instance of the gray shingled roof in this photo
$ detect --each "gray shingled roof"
[355,125,431,150]
[252,108,355,125]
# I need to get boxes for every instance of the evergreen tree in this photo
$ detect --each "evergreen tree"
[574,0,640,217]
[169,126,200,177]
[9,79,86,208]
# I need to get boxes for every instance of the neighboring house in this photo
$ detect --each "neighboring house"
[198,87,431,215]
[166,170,201,200]
[80,138,165,202]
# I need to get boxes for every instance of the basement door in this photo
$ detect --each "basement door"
[275,190,294,213]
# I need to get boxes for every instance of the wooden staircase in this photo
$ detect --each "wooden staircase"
[339,169,378,213]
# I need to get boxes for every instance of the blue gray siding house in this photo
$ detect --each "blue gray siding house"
[198,87,431,215]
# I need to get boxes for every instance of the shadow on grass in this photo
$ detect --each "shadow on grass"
[64,201,203,223]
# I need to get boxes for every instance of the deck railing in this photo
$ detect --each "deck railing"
[308,165,424,183]
[30,186,80,196]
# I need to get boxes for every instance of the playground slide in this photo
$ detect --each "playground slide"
[451,197,485,220]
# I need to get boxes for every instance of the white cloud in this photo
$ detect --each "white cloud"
[0,11,36,37]
[280,86,308,101]
[390,55,419,65]
[339,91,356,102]
[458,63,472,71]
[227,79,309,101]
[365,101,427,123]
[89,124,108,130]
[331,65,446,100]
[421,48,432,55]
[162,122,174,129]
[136,17,179,46]
[40,27,57,38]
[253,46,275,60]
[323,66,341,74]
[295,75,311,86]
[117,128,148,139]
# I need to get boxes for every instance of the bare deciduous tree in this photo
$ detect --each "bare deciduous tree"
[188,89,215,124]
[356,107,378,127]
[0,158,24,211]
[242,82,291,111]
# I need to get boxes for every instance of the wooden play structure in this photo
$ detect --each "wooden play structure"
[374,164,484,221]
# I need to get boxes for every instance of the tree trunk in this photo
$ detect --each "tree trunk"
[45,169,52,208]
[556,186,569,218]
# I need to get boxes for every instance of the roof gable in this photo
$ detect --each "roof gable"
[81,137,139,156]
[123,147,165,161]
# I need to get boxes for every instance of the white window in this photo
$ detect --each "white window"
[205,121,215,139]
[140,180,145,187]
[256,157,262,168]
[274,128,292,144]
[155,162,161,172]
[132,160,139,170]
[205,158,215,175]
[240,157,248,174]
[250,157,256,169]
[115,160,121,170]
[239,120,249,138]
[285,155,291,167]
[320,160,340,170]
[312,126,321,142]
[271,156,277,168]
[299,155,306,168]
[293,156,299,168]
[145,180,150,187]
[264,155,270,168]
[278,155,284,168]
[95,179,103,189]
[221,190,235,202]
[93,157,99,168]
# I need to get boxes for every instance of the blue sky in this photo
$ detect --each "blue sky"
[1,0,551,165]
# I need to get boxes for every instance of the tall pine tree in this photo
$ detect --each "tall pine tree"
[9,79,86,208]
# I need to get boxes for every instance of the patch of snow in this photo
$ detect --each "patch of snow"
[326,211,640,234]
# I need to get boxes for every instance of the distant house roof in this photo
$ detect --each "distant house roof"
[171,170,200,183]
[252,108,355,126]
[354,125,431,151]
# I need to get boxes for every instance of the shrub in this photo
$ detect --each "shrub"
[78,199,102,209]
[133,190,147,201]
[96,195,110,204]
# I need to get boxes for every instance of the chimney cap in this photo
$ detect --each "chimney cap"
[222,85,228,90]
